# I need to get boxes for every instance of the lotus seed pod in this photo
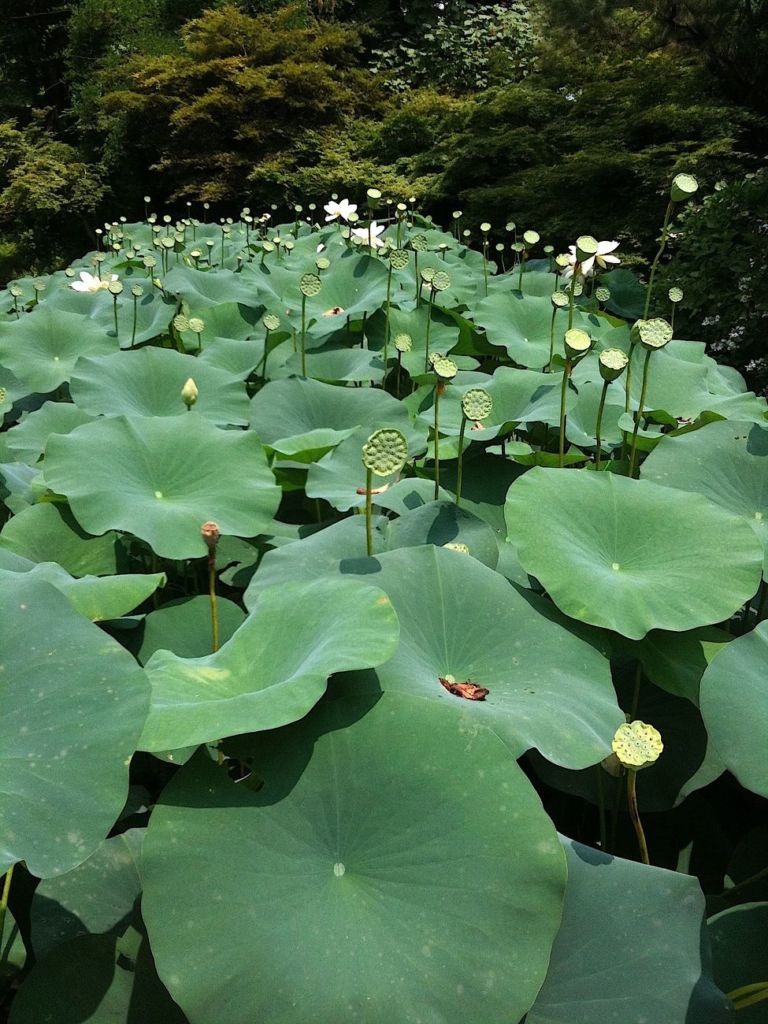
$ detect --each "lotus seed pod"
[564,328,592,359]
[512,242,525,253]
[543,244,554,254]
[362,428,408,477]
[107,280,123,295]
[598,348,629,382]
[0,387,6,402]
[452,210,462,220]
[9,285,22,297]
[668,286,684,303]
[394,333,412,353]
[443,542,470,554]
[143,255,157,268]
[611,720,664,770]
[144,195,151,203]
[173,314,191,334]
[390,249,410,270]
[64,267,75,278]
[575,235,599,262]
[432,270,451,292]
[631,318,673,351]
[551,291,570,309]
[181,377,198,409]
[300,273,322,298]
[283,240,294,252]
[367,187,382,201]
[201,520,220,550]
[160,237,175,250]
[263,313,280,331]
[430,354,458,380]
[523,229,540,247]
[495,243,504,253]
[572,280,584,297]
[555,253,570,269]
[33,280,46,293]
[397,203,408,213]
[480,222,491,234]
[131,285,144,298]
[670,173,699,203]
[188,317,205,334]
[94,252,106,263]
[461,388,492,421]
[316,257,330,271]
[505,221,516,232]
[420,267,436,285]
[595,286,611,303]
[410,234,428,252]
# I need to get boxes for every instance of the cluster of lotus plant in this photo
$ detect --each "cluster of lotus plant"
[1,172,767,1023]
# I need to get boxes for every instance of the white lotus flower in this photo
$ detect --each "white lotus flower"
[562,240,621,281]
[324,198,357,223]
[351,221,386,249]
[70,271,119,293]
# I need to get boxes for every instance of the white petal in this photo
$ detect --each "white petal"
[597,240,620,255]
[581,256,596,276]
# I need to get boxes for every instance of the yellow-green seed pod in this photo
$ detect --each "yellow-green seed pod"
[430,353,458,380]
[461,387,492,421]
[564,328,591,359]
[394,333,412,353]
[631,318,673,351]
[551,291,570,309]
[599,348,629,382]
[523,229,540,247]
[362,428,408,476]
[300,273,321,298]
[670,173,699,203]
[668,286,684,303]
[611,720,664,770]
[575,235,599,262]
[263,313,280,331]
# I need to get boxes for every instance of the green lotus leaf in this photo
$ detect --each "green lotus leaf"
[30,830,144,959]
[700,622,768,798]
[43,415,280,560]
[138,576,399,751]
[275,344,383,383]
[364,305,460,375]
[0,306,117,393]
[138,596,246,665]
[9,931,185,1024]
[0,462,40,514]
[505,469,763,639]
[0,577,149,878]
[70,349,250,425]
[631,626,729,704]
[3,402,95,465]
[526,836,730,1024]
[303,253,388,337]
[141,693,566,1024]
[385,500,499,568]
[163,265,259,307]
[0,504,121,576]
[642,421,768,570]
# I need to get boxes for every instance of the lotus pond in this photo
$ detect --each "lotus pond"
[0,186,767,1023]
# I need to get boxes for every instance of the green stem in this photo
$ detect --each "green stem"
[456,414,467,507]
[112,295,119,338]
[259,328,271,380]
[596,765,607,852]
[628,348,652,478]
[414,252,419,305]
[517,254,524,292]
[644,200,675,319]
[547,306,557,372]
[625,341,637,415]
[424,289,434,372]
[482,243,489,296]
[208,552,219,653]
[729,984,768,1011]
[595,380,610,469]
[558,358,572,468]
[433,384,441,500]
[0,864,15,951]
[627,770,650,864]
[721,864,768,900]
[568,269,577,330]
[383,264,393,387]
[131,296,138,347]
[365,467,373,557]
[300,294,307,376]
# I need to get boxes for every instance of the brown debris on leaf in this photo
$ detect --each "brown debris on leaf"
[439,675,489,701]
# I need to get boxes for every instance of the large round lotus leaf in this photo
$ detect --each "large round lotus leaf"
[142,693,566,1024]
[700,622,768,798]
[249,377,417,461]
[277,344,384,383]
[31,830,144,958]
[708,903,768,1023]
[4,403,95,465]
[0,504,121,576]
[398,252,478,306]
[642,421,768,570]
[632,626,729,704]
[303,252,388,336]
[564,379,624,449]
[9,931,186,1024]
[472,291,555,367]
[597,268,645,319]
[385,499,499,568]
[364,305,460,373]
[70,349,250,425]
[138,596,246,664]
[0,307,117,393]
[527,836,730,1024]
[0,563,164,622]
[184,301,263,344]
[0,462,40,514]
[138,576,399,751]
[0,576,149,878]
[163,265,260,308]
[197,335,265,378]
[43,415,281,560]
[505,469,763,639]
[487,366,563,428]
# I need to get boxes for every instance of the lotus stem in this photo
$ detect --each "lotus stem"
[131,295,138,347]
[364,467,374,557]
[414,252,420,305]
[558,357,572,468]
[644,200,674,319]
[0,864,14,951]
[728,983,768,1011]
[628,349,653,478]
[596,765,607,851]
[625,341,637,416]
[424,288,434,372]
[627,769,649,864]
[568,270,577,330]
[433,383,442,499]
[720,864,768,900]
[455,413,467,507]
[383,264,393,387]
[396,351,402,400]
[594,379,610,469]
[482,243,489,296]
[112,294,119,338]
[670,303,676,334]
[547,306,557,372]
[260,327,272,380]
[517,254,524,292]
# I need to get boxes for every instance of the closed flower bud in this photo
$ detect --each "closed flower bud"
[181,377,198,409]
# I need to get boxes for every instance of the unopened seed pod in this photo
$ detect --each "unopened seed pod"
[598,348,629,382]
[575,235,599,263]
[670,173,699,203]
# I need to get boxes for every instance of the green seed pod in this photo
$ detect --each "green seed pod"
[555,253,570,269]
[668,286,684,303]
[394,333,412,353]
[143,255,157,269]
[452,211,462,220]
[9,285,22,297]
[430,354,458,380]
[420,267,436,285]
[564,328,592,359]
[595,286,611,303]
[432,270,451,292]
[631,318,673,351]
[262,241,275,253]
[316,257,330,271]
[366,187,382,201]
[362,428,408,476]
[612,720,663,770]
[173,314,191,334]
[33,280,46,293]
[505,221,516,232]
[107,280,123,296]
[512,242,525,254]
[480,222,491,234]
[575,235,599,262]
[263,313,280,331]
[131,285,144,298]
[461,387,492,421]
[390,249,410,270]
[670,173,699,203]
[300,273,322,298]
[598,347,629,382]
[523,229,540,247]
[160,237,175,250]
[572,280,584,297]
[410,234,429,252]
[543,244,554,255]
[188,317,205,334]
[551,291,570,309]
